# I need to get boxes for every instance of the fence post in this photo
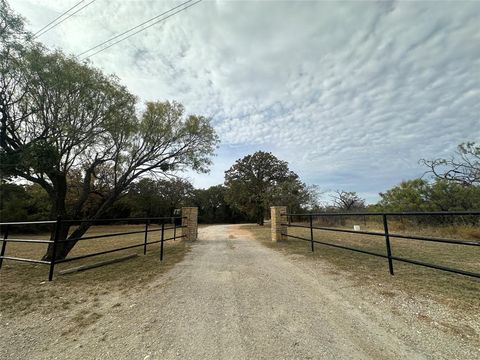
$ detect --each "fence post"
[173,217,176,241]
[48,216,62,281]
[160,222,165,261]
[0,225,10,269]
[143,219,149,255]
[309,214,314,252]
[271,206,287,242]
[382,214,394,275]
[181,207,198,241]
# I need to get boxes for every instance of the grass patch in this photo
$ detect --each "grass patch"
[245,223,480,314]
[0,224,190,319]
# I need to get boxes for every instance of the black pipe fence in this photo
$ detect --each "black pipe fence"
[282,211,480,279]
[0,216,186,281]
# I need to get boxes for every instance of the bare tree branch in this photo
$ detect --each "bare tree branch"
[421,142,480,186]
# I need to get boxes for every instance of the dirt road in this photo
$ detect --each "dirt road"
[1,225,477,359]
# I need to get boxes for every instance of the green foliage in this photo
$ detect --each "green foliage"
[192,185,251,224]
[121,178,195,218]
[0,0,30,56]
[427,179,480,211]
[379,179,430,212]
[270,179,315,213]
[0,181,50,231]
[378,178,480,212]
[138,101,219,174]
[224,151,310,225]
[0,181,29,221]
[1,42,138,210]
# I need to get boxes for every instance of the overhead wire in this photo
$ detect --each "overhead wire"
[77,0,195,58]
[33,0,86,37]
[34,0,96,39]
[79,0,203,60]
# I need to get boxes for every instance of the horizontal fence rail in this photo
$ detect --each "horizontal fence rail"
[286,211,480,217]
[0,216,187,281]
[281,211,480,279]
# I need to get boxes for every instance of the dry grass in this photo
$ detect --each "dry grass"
[246,223,480,314]
[0,224,190,318]
[294,216,480,241]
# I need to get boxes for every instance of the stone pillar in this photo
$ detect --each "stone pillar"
[271,206,287,242]
[181,207,198,241]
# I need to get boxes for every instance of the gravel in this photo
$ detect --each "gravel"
[1,224,478,359]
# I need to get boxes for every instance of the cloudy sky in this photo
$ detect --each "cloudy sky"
[9,0,480,203]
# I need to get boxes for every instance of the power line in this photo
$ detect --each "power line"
[80,0,202,59]
[80,0,203,60]
[35,0,96,38]
[34,0,96,39]
[78,0,194,58]
[33,0,85,36]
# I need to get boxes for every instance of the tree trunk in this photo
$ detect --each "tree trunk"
[42,220,71,261]
[256,205,264,226]
[42,218,95,261]
[42,191,118,261]
[58,222,92,259]
[42,175,70,261]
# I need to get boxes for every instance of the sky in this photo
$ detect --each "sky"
[9,0,480,203]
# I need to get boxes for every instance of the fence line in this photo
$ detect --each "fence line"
[281,211,480,279]
[0,216,187,281]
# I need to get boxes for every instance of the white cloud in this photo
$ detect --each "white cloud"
[9,0,480,202]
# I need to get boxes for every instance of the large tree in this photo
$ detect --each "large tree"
[224,151,308,225]
[0,5,218,259]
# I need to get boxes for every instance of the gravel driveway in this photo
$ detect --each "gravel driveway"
[1,224,477,359]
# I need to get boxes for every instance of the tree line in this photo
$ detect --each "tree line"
[3,144,479,227]
[0,150,316,227]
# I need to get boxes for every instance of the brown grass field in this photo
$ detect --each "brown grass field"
[247,221,480,315]
[0,224,189,318]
